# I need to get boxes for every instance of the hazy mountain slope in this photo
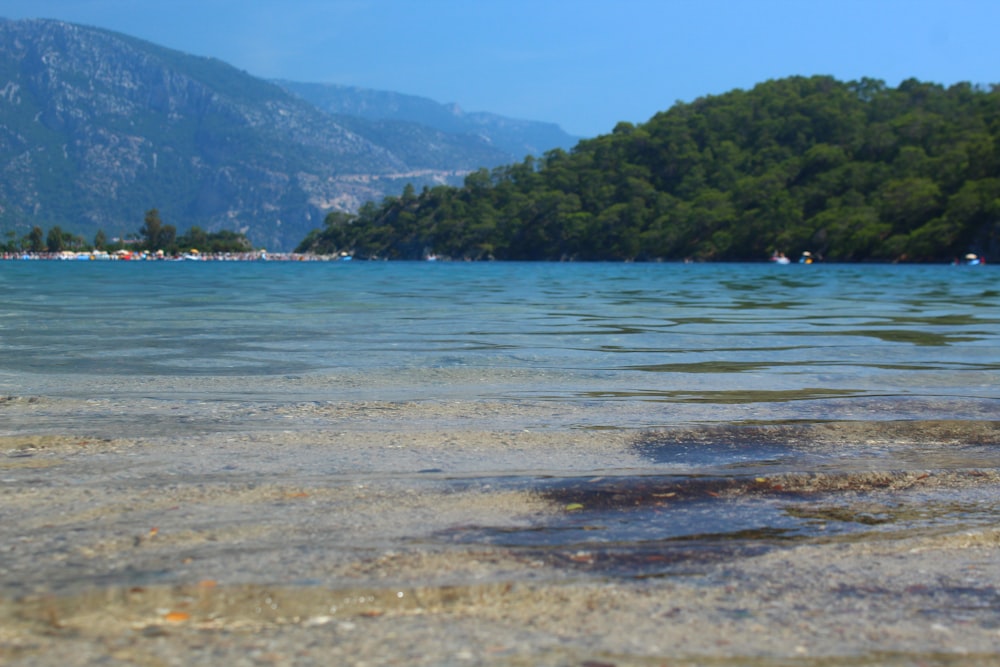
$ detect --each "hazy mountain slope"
[0,18,566,250]
[276,80,580,161]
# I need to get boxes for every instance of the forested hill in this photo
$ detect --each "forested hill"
[297,76,1000,262]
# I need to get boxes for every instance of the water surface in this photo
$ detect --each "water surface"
[2,261,997,427]
[2,262,999,573]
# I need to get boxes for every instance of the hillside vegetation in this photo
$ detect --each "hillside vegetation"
[297,76,1000,262]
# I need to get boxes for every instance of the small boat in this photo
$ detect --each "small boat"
[769,252,790,265]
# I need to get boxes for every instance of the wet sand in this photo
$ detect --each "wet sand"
[2,398,1000,665]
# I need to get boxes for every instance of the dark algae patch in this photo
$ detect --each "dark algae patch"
[440,467,1000,579]
[432,422,1000,582]
[578,388,862,404]
[3,420,1000,665]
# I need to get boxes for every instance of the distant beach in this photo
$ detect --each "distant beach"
[2,250,345,262]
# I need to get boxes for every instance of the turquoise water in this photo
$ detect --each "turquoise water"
[1,261,997,424]
[2,261,1000,584]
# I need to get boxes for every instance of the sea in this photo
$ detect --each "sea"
[2,260,999,582]
[2,260,997,423]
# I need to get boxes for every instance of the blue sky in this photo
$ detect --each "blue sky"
[1,0,998,137]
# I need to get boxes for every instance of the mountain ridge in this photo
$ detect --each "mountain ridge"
[274,80,578,161]
[0,18,577,250]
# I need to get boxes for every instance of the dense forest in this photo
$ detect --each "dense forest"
[297,76,1000,262]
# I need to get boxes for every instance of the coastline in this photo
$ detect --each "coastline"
[1,251,341,262]
[2,251,992,264]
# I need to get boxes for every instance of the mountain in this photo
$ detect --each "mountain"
[275,81,579,162]
[0,18,575,250]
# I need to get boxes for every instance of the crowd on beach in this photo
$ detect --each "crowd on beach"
[0,249,347,262]
[4,249,988,264]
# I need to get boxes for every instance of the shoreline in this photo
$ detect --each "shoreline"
[2,251,992,264]
[1,251,340,262]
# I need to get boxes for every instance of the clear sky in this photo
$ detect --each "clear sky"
[1,0,998,137]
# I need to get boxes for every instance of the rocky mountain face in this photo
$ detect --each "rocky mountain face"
[275,81,578,163]
[0,18,577,250]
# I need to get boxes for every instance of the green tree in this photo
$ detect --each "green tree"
[159,224,177,251]
[140,209,163,250]
[46,226,65,253]
[27,226,44,253]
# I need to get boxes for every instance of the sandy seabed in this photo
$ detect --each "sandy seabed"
[2,397,1000,666]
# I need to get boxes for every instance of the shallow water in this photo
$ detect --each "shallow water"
[2,261,998,422]
[2,261,999,552]
[2,261,1000,664]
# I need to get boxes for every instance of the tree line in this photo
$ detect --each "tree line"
[2,209,252,255]
[296,76,1000,262]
